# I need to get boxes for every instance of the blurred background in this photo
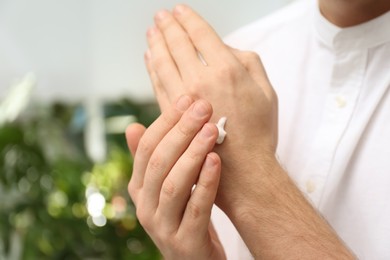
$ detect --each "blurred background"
[0,0,293,259]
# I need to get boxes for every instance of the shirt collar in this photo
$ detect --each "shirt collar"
[313,1,390,51]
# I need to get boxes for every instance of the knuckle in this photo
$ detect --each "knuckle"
[186,201,202,220]
[247,51,261,62]
[215,62,241,83]
[186,148,203,164]
[148,153,165,173]
[176,120,194,138]
[161,178,178,199]
[188,79,207,96]
[237,51,261,69]
[137,137,152,157]
[196,178,214,192]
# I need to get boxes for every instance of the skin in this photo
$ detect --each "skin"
[319,0,390,27]
[127,1,388,259]
[126,97,225,259]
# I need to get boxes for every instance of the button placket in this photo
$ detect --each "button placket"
[301,49,368,206]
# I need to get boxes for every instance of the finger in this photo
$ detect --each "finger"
[154,9,203,78]
[141,99,213,213]
[131,95,193,193]
[229,47,275,100]
[125,123,146,156]
[125,123,146,203]
[172,4,236,66]
[157,123,218,232]
[178,152,221,238]
[144,49,170,112]
[147,26,183,102]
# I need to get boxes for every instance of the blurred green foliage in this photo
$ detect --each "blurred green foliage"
[0,100,161,259]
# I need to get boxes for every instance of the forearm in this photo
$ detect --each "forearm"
[227,159,355,259]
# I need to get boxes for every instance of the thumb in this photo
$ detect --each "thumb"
[125,123,146,156]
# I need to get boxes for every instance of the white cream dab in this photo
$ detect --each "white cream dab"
[216,117,227,144]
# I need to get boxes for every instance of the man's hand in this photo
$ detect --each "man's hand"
[145,4,278,214]
[126,96,226,260]
[143,5,355,259]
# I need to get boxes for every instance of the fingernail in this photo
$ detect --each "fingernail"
[147,26,157,37]
[176,95,192,112]
[204,154,217,168]
[155,10,168,21]
[173,4,186,15]
[193,100,209,118]
[200,124,214,139]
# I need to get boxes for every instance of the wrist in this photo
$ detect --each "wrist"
[219,153,285,221]
[222,157,355,259]
[227,156,288,222]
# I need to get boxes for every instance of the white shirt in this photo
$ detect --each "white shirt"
[212,1,390,259]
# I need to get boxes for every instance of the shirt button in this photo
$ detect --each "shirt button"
[305,180,316,193]
[335,96,346,108]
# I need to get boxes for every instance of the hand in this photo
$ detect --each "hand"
[126,96,226,260]
[140,7,356,259]
[145,5,278,213]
